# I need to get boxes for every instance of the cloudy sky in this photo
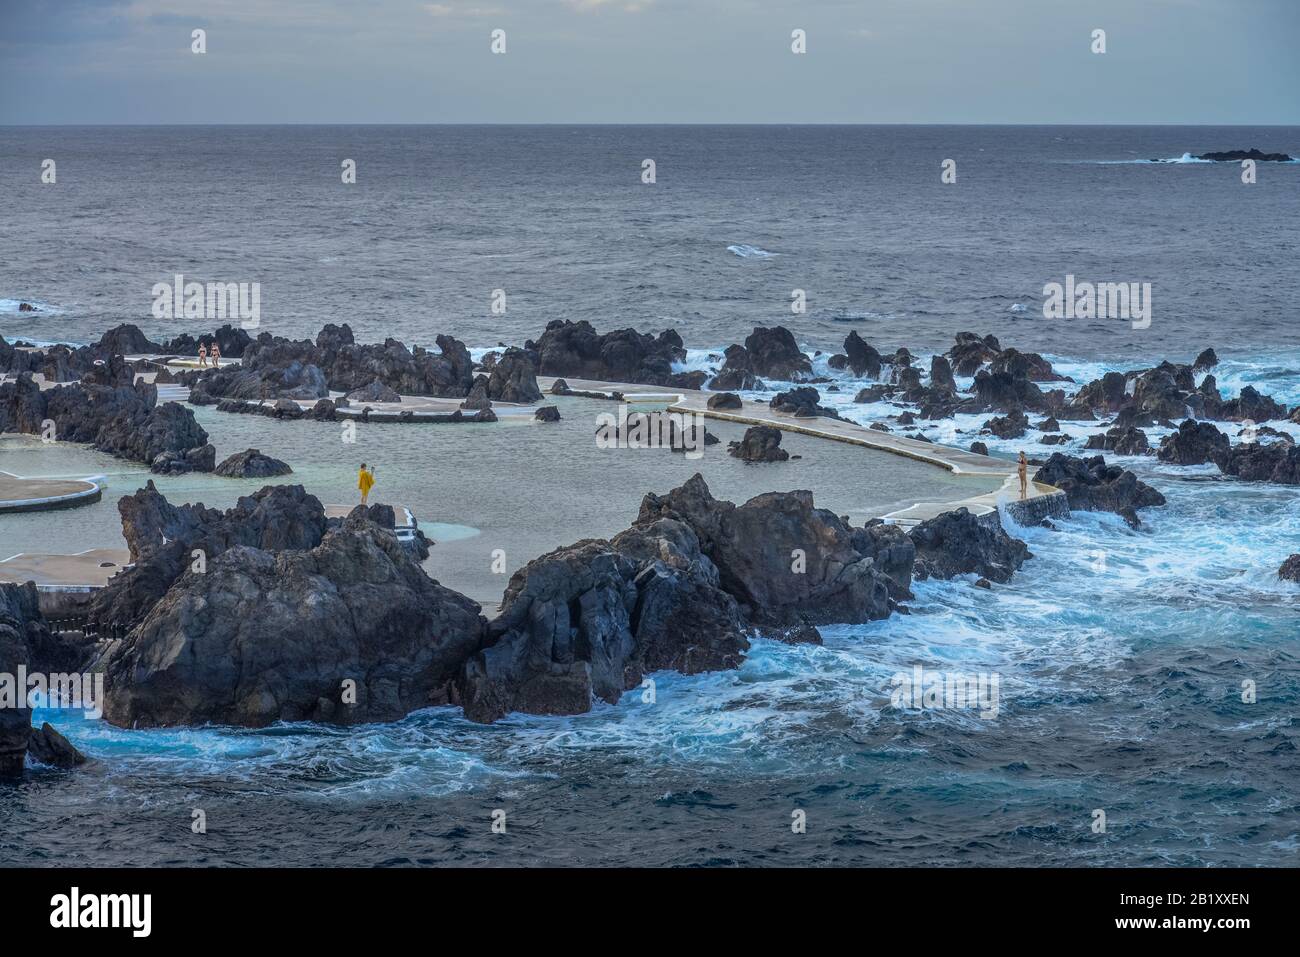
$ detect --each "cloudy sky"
[1,0,1297,124]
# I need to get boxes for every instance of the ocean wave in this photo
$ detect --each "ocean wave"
[726,243,778,259]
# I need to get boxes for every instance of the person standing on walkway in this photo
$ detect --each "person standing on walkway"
[210,341,221,366]
[197,343,208,368]
[358,463,375,505]
[1018,451,1029,500]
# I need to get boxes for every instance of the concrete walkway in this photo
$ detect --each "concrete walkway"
[538,377,1067,526]
[0,548,130,591]
[0,471,104,513]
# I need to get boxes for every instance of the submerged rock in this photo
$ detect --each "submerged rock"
[1278,554,1300,582]
[728,425,790,462]
[534,405,561,422]
[214,448,293,478]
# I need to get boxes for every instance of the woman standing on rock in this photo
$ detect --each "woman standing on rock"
[358,463,375,505]
[1017,451,1029,500]
[210,341,221,366]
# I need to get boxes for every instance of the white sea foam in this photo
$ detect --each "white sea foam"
[726,243,778,259]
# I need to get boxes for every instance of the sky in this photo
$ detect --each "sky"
[1,0,1297,125]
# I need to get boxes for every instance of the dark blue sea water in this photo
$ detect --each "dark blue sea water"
[2,126,1299,866]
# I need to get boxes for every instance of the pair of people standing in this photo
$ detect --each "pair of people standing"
[196,341,221,367]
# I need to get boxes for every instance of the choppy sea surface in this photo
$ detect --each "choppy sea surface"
[2,126,1299,866]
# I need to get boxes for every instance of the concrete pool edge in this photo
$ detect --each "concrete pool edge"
[538,377,1069,528]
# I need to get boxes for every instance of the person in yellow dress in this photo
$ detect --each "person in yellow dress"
[358,463,375,505]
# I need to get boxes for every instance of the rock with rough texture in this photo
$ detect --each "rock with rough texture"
[26,723,86,768]
[1,583,86,775]
[346,379,401,403]
[1033,453,1166,528]
[987,348,1071,383]
[770,386,842,420]
[1212,440,1300,485]
[0,374,212,471]
[459,375,492,411]
[843,332,883,379]
[529,319,701,389]
[707,391,744,410]
[97,517,487,728]
[214,448,293,478]
[87,482,332,637]
[486,347,543,403]
[1157,419,1229,465]
[983,410,1030,439]
[908,508,1031,584]
[737,326,812,381]
[970,441,989,456]
[947,332,1003,376]
[457,518,749,723]
[1278,554,1300,582]
[534,405,561,422]
[929,355,957,393]
[1084,426,1150,456]
[728,425,790,462]
[636,474,901,627]
[712,326,811,388]
[971,369,1049,413]
[1192,348,1219,373]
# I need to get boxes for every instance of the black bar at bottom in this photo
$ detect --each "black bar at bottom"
[4,866,1282,942]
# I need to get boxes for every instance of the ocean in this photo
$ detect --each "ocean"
[2,125,1298,866]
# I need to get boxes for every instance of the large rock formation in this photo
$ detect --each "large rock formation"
[486,347,543,403]
[528,320,702,389]
[636,474,901,627]
[457,519,749,723]
[1033,453,1166,527]
[97,516,486,728]
[908,508,1031,584]
[87,483,331,637]
[0,374,212,471]
[711,326,811,387]
[189,324,476,401]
